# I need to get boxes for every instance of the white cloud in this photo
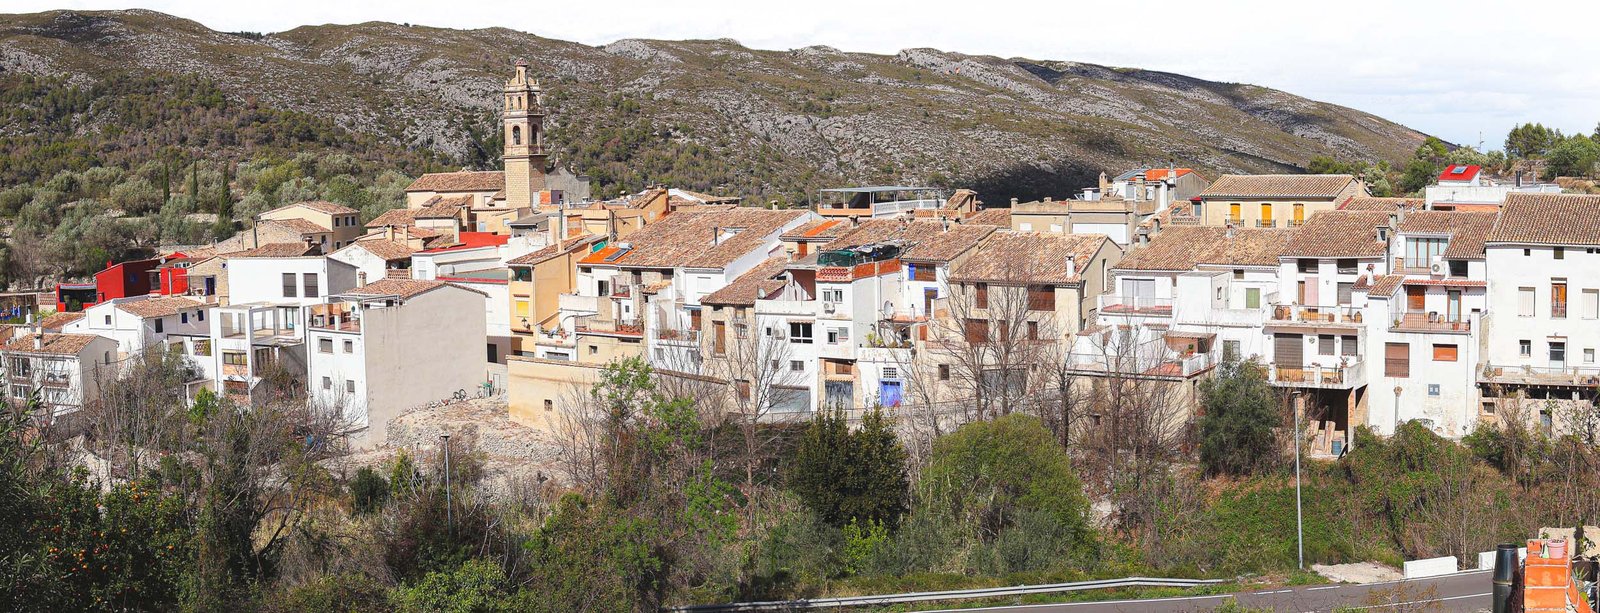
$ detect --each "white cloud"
[13,0,1600,150]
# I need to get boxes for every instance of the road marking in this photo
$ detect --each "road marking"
[1305,586,1340,591]
[1333,591,1491,610]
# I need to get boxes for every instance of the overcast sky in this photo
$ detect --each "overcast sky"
[14,0,1600,150]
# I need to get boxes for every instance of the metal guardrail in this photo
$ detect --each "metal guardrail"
[667,576,1228,611]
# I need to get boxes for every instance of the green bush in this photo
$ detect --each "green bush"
[1198,360,1282,477]
[787,407,908,528]
[350,466,389,515]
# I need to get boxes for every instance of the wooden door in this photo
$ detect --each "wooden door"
[1406,286,1425,311]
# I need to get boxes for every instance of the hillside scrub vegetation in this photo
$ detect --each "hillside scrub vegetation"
[6,356,1600,610]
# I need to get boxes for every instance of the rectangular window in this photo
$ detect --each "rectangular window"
[303,273,319,299]
[1233,269,1245,280]
[282,273,298,298]
[1245,287,1261,309]
[974,283,988,309]
[1341,335,1357,356]
[1587,348,1596,364]
[223,351,247,366]
[1336,282,1354,305]
[938,364,951,380]
[788,322,813,344]
[1384,342,1409,378]
[1028,286,1055,311]
[181,312,189,324]
[1551,342,1567,365]
[1552,281,1568,318]
[821,289,843,302]
[346,379,355,393]
[1229,203,1241,222]
[790,360,804,372]
[1432,344,1458,362]
[1518,287,1535,316]
[1519,340,1532,357]
[153,318,164,333]
[1318,334,1334,356]
[1027,320,1039,340]
[321,376,331,390]
[1555,247,1566,260]
[1449,260,1468,277]
[344,340,354,353]
[1585,289,1600,319]
[911,265,937,282]
[1336,259,1357,274]
[964,318,989,343]
[1223,340,1241,361]
[318,338,333,353]
[514,300,530,318]
[1298,259,1316,273]
[1405,238,1446,267]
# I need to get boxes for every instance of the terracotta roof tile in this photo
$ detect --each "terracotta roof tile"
[952,231,1109,284]
[1342,197,1424,211]
[37,312,83,331]
[366,208,420,228]
[115,296,204,319]
[346,278,486,300]
[264,217,331,235]
[1116,226,1294,271]
[1282,211,1391,258]
[1397,211,1497,259]
[267,200,358,215]
[702,257,789,306]
[583,208,808,269]
[902,223,996,263]
[416,195,473,219]
[1367,274,1404,297]
[1488,193,1600,247]
[961,208,1012,226]
[507,234,601,266]
[5,333,102,356]
[340,239,417,262]
[232,242,321,258]
[1199,174,1358,199]
[782,219,848,241]
[405,171,505,193]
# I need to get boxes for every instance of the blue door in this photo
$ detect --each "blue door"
[879,380,903,407]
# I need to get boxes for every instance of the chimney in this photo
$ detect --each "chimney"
[1225,222,1236,239]
[357,271,368,288]
[1515,170,1523,188]
[33,333,41,350]
[1010,197,1019,206]
[1044,196,1053,203]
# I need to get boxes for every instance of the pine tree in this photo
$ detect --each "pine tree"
[188,160,200,200]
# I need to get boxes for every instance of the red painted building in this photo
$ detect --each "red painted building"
[54,253,190,311]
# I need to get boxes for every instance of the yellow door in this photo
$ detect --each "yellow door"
[1230,203,1241,223]
[1260,204,1273,226]
[1293,203,1305,225]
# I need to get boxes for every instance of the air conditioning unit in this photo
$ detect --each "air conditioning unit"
[1430,261,1446,275]
[823,302,837,314]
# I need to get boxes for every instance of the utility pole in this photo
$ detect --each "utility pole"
[1294,393,1304,570]
[441,433,453,537]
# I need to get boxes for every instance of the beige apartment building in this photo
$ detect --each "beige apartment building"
[1190,174,1366,228]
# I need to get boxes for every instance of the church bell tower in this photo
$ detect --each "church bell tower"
[503,60,547,210]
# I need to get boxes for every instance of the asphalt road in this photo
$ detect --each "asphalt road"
[925,569,1493,613]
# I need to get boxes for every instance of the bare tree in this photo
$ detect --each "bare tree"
[701,311,805,501]
[928,262,1062,422]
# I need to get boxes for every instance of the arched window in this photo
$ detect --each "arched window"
[511,125,522,146]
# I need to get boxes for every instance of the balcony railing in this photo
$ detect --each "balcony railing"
[1270,361,1365,388]
[1168,215,1201,225]
[1553,303,1568,319]
[818,259,900,283]
[1098,295,1174,316]
[575,316,643,337]
[1391,312,1471,333]
[1270,304,1363,325]
[1256,219,1277,228]
[1481,363,1600,387]
[1287,219,1306,227]
[655,328,699,343]
[817,199,941,218]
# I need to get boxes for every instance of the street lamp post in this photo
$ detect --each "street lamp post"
[441,433,452,538]
[1294,394,1304,570]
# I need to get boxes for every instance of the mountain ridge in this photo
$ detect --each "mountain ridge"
[0,9,1431,202]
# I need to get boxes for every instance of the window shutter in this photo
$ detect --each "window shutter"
[1385,342,1409,378]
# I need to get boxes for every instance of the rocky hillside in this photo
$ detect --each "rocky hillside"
[0,9,1431,202]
